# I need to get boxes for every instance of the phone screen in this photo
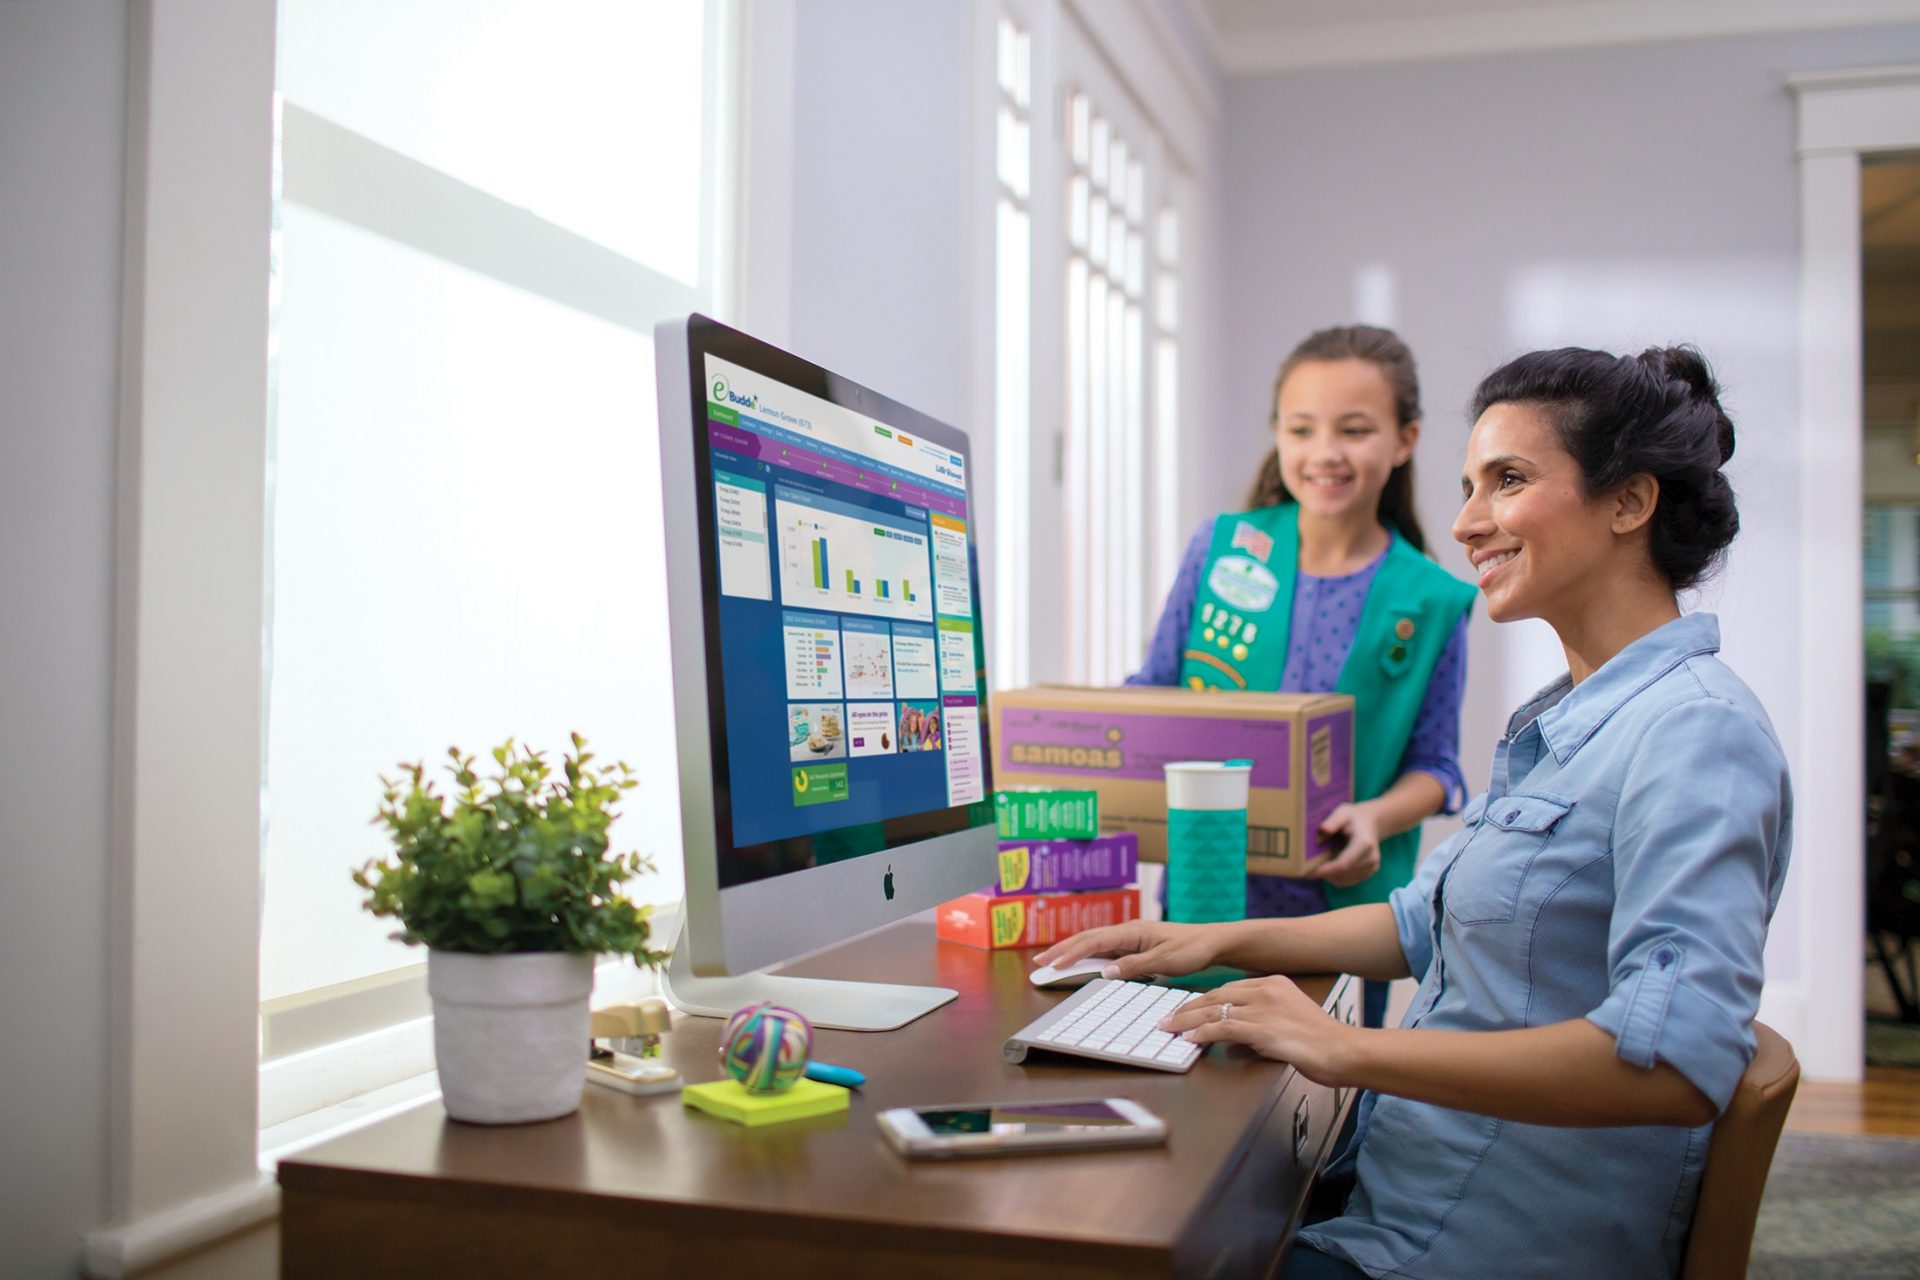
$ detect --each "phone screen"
[912,1100,1137,1137]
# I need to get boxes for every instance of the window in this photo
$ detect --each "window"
[1154,200,1184,597]
[260,0,735,1133]
[983,5,1203,688]
[1056,11,1192,687]
[1062,86,1152,684]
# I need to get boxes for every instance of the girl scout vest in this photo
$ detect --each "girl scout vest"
[1178,503,1476,908]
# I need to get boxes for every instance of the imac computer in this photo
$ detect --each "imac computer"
[653,315,998,1031]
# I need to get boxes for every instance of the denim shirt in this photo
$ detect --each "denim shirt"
[1298,613,1793,1279]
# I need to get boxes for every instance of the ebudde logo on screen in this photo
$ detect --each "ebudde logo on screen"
[1008,741,1123,770]
[711,375,757,410]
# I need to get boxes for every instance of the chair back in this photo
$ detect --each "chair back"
[1679,1020,1800,1280]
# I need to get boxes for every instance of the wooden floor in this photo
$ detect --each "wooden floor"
[1783,949,1920,1138]
[1785,1065,1920,1139]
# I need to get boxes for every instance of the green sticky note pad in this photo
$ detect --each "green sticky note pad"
[680,1077,850,1127]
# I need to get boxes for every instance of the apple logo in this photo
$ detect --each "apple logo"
[882,864,895,901]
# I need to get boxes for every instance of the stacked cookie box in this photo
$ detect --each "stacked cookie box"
[935,788,1140,950]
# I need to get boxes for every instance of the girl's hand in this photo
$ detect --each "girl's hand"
[1030,921,1222,980]
[1156,976,1356,1082]
[1302,802,1382,887]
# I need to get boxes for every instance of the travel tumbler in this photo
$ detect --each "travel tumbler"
[1164,760,1252,924]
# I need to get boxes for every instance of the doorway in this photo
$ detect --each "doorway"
[1863,154,1920,1067]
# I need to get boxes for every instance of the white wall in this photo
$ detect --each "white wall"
[785,2,976,432]
[0,2,127,1274]
[1218,21,1920,1007]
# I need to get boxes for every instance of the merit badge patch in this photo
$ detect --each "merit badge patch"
[1206,555,1280,613]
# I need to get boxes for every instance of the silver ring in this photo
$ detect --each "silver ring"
[1217,1002,1232,1023]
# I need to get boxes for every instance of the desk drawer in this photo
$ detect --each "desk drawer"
[1177,975,1356,1280]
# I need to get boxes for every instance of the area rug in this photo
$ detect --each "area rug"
[1867,1018,1920,1070]
[1747,1131,1920,1277]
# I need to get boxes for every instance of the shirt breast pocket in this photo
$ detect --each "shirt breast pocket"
[1441,793,1574,927]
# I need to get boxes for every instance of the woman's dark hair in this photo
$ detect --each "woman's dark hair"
[1246,324,1427,552]
[1469,344,1738,591]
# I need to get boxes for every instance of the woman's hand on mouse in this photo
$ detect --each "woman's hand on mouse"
[1031,921,1221,980]
[1157,976,1355,1082]
[1302,801,1382,887]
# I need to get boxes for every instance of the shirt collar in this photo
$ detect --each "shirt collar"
[1511,613,1722,765]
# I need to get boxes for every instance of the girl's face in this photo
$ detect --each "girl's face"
[1273,358,1416,525]
[1452,402,1622,625]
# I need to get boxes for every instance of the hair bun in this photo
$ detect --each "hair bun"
[1472,344,1740,591]
[1640,345,1734,466]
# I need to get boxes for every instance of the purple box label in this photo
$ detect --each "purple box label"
[992,832,1139,896]
[997,707,1291,789]
[1303,708,1353,853]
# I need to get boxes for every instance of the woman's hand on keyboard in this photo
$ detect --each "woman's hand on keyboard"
[1157,976,1351,1080]
[1031,922,1220,981]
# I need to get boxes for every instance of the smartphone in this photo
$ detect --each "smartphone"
[877,1096,1167,1159]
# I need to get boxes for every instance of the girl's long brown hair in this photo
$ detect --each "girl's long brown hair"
[1245,324,1427,553]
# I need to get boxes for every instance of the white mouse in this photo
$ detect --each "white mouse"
[1028,956,1113,989]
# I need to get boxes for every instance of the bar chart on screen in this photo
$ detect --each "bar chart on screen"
[775,489,934,623]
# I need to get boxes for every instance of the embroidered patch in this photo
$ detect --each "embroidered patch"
[1230,521,1275,564]
[1206,555,1280,612]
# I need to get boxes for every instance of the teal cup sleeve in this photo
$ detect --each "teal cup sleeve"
[1166,806,1248,924]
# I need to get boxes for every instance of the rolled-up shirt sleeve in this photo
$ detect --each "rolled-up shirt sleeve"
[1126,518,1216,686]
[1583,697,1791,1113]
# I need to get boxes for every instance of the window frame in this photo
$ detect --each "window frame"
[90,3,744,1269]
[257,0,743,1120]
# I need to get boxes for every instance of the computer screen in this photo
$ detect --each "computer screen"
[654,315,997,1029]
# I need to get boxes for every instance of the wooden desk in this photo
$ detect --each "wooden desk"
[278,920,1357,1279]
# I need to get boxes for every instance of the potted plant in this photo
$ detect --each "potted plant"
[353,734,667,1124]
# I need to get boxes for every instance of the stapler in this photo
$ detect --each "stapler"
[587,998,681,1096]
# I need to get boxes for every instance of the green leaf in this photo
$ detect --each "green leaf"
[351,735,657,963]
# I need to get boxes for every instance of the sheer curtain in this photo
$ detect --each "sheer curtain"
[260,0,732,1126]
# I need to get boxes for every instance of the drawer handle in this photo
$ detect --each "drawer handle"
[1293,1096,1311,1165]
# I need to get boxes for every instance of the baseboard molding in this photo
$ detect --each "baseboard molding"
[1757,981,1830,1082]
[83,1173,279,1279]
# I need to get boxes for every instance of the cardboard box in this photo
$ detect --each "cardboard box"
[935,887,1141,950]
[993,787,1100,840]
[992,832,1138,896]
[990,685,1354,876]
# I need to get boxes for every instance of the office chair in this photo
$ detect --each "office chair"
[1678,1021,1800,1280]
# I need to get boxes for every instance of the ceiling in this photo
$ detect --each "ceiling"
[1194,0,1920,73]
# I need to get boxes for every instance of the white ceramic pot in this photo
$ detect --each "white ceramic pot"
[427,950,594,1124]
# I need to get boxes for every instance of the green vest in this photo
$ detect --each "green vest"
[1178,504,1477,907]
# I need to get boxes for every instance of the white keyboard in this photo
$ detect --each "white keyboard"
[1003,978,1203,1072]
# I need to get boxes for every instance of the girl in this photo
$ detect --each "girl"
[1129,326,1476,1024]
[1045,345,1790,1279]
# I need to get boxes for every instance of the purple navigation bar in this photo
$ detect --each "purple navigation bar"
[708,419,967,519]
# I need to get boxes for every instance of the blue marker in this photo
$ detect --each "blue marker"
[803,1061,865,1089]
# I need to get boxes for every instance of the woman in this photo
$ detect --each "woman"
[1042,345,1791,1279]
[1129,326,1475,1024]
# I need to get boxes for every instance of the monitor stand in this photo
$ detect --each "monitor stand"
[661,927,958,1032]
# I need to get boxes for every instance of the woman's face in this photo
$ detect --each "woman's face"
[1273,358,1416,525]
[1452,402,1622,625]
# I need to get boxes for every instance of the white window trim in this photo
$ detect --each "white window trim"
[88,3,278,1275]
[1779,63,1920,1083]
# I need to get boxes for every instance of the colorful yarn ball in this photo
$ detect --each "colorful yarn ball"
[719,1001,813,1094]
